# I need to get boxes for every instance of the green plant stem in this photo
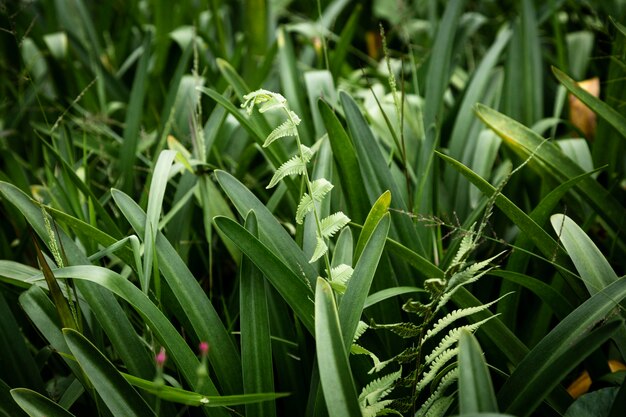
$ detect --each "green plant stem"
[284,108,334,280]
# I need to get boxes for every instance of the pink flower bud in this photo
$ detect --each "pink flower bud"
[199,341,209,356]
[155,347,167,367]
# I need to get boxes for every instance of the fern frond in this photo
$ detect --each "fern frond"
[352,343,382,370]
[435,253,501,312]
[309,236,328,263]
[424,396,454,417]
[369,346,419,374]
[264,118,299,147]
[424,293,510,342]
[402,299,434,316]
[449,224,476,270]
[266,145,313,189]
[416,347,458,392]
[369,321,422,339]
[424,316,495,364]
[241,89,286,114]
[320,212,351,239]
[359,368,402,407]
[362,400,397,417]
[415,368,458,417]
[296,178,334,224]
[446,252,501,292]
[329,263,354,287]
[354,321,369,342]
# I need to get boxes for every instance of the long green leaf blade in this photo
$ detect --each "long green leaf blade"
[63,329,155,417]
[458,330,498,414]
[11,388,77,417]
[340,213,390,349]
[315,277,361,417]
[552,66,626,140]
[112,188,242,395]
[240,211,276,417]
[213,216,315,334]
[498,278,626,415]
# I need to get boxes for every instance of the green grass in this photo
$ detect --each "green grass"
[1,1,626,416]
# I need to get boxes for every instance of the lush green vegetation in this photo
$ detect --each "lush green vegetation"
[2,0,626,416]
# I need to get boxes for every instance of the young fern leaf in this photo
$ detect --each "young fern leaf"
[359,368,402,409]
[370,346,419,374]
[267,145,313,189]
[416,368,459,417]
[416,347,459,392]
[263,116,301,147]
[424,316,495,364]
[320,212,351,239]
[424,396,454,417]
[424,293,510,342]
[362,400,397,417]
[352,344,383,370]
[310,236,328,263]
[435,253,501,312]
[449,224,476,271]
[241,89,286,114]
[327,263,354,293]
[354,321,369,343]
[296,178,334,224]
[369,321,422,339]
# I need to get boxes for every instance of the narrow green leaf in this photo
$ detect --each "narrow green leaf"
[120,31,151,193]
[1,380,28,417]
[40,140,122,238]
[319,98,369,224]
[11,388,76,417]
[32,234,77,330]
[41,205,135,267]
[124,373,287,408]
[0,291,44,390]
[341,91,423,253]
[0,181,158,380]
[498,278,626,416]
[458,330,498,414]
[329,5,361,77]
[277,26,312,145]
[550,214,619,295]
[143,149,177,292]
[423,0,467,129]
[354,191,391,263]
[213,216,315,334]
[44,266,222,398]
[339,213,390,349]
[112,188,242,395]
[215,170,318,286]
[474,103,626,239]
[63,329,155,417]
[436,152,579,286]
[315,277,361,417]
[490,270,574,320]
[552,66,626,140]
[364,286,426,309]
[240,211,276,417]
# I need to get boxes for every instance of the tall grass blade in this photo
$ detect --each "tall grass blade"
[475,103,626,238]
[112,189,243,395]
[240,211,276,417]
[11,388,77,417]
[315,277,361,417]
[458,330,499,414]
[213,215,315,334]
[498,278,626,415]
[63,328,156,417]
[120,31,152,193]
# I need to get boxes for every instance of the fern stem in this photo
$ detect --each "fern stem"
[284,108,334,281]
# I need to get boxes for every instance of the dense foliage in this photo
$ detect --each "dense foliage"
[2,1,626,416]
